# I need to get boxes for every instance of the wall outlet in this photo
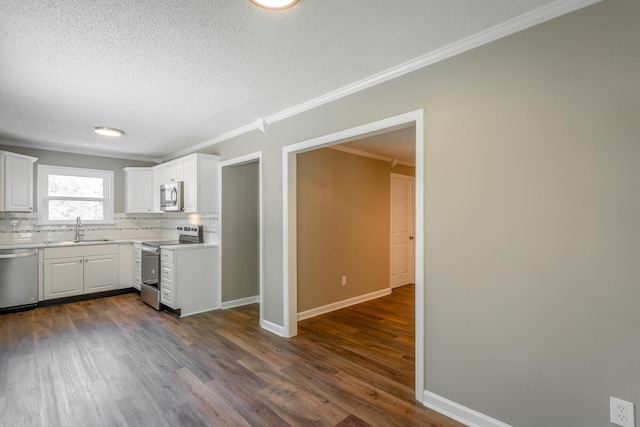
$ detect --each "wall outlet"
[611,397,635,427]
[341,276,347,286]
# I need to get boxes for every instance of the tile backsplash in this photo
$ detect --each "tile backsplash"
[0,213,220,245]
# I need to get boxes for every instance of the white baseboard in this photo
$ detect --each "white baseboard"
[221,295,259,309]
[297,288,391,321]
[423,390,512,427]
[179,306,219,318]
[261,318,285,337]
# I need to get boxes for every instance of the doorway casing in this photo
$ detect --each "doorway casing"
[282,109,425,400]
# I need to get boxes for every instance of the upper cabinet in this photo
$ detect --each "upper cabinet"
[124,153,220,214]
[182,154,219,213]
[123,167,153,213]
[0,151,37,213]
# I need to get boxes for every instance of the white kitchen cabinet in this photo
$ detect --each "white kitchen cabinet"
[83,254,119,293]
[118,243,134,289]
[125,152,219,214]
[124,168,153,213]
[159,246,218,316]
[181,153,219,213]
[0,151,37,213]
[165,162,184,183]
[151,166,165,212]
[160,248,176,308]
[43,244,119,300]
[132,243,142,290]
[43,257,84,299]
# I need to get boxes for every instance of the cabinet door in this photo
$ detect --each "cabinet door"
[84,254,118,293]
[125,169,153,213]
[43,257,84,300]
[4,154,34,212]
[165,161,184,183]
[182,156,198,213]
[151,167,165,212]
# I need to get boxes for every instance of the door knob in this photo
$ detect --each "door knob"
[409,236,415,240]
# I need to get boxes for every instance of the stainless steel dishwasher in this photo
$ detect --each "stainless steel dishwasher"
[0,248,38,310]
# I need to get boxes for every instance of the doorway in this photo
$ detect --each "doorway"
[219,152,263,324]
[283,109,425,401]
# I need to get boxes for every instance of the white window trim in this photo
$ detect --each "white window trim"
[37,164,114,225]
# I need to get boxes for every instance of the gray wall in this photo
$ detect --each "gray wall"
[221,161,259,302]
[200,2,640,426]
[0,143,154,213]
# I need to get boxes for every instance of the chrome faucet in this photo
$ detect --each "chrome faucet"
[74,216,84,241]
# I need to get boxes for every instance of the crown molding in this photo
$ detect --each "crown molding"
[328,144,415,168]
[168,0,601,159]
[0,138,161,163]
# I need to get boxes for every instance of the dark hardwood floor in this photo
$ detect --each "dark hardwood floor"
[0,285,462,427]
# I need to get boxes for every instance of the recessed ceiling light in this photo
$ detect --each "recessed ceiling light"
[94,127,124,137]
[249,0,299,10]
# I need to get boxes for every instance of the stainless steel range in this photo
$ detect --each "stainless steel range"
[140,225,203,310]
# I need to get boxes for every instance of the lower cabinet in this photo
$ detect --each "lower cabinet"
[159,246,218,316]
[43,245,119,300]
[160,248,176,308]
[133,243,142,290]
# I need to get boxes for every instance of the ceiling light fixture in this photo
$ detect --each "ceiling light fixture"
[94,127,124,137]
[249,0,299,10]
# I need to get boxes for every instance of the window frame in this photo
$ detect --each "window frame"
[37,164,114,225]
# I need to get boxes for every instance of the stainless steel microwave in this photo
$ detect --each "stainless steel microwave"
[160,181,184,211]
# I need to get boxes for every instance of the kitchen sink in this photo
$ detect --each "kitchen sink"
[44,239,113,245]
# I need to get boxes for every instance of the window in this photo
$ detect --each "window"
[37,165,114,224]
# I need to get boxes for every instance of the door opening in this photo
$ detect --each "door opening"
[219,153,263,324]
[283,109,425,401]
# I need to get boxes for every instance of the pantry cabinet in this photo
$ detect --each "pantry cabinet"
[43,245,119,300]
[0,151,37,213]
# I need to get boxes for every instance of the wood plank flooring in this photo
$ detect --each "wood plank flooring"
[0,285,463,427]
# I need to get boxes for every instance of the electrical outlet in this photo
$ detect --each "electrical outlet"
[610,397,635,427]
[341,276,347,286]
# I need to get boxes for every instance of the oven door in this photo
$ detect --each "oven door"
[141,248,159,285]
[140,246,160,310]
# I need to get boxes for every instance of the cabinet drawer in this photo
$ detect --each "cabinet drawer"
[161,265,173,281]
[160,249,174,264]
[160,283,175,307]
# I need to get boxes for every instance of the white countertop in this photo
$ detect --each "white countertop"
[0,239,218,250]
[158,243,218,250]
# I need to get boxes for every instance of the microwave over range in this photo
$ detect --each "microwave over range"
[160,181,184,211]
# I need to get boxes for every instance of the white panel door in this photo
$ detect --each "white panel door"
[390,174,415,288]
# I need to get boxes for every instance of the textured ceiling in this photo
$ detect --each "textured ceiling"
[0,0,568,161]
